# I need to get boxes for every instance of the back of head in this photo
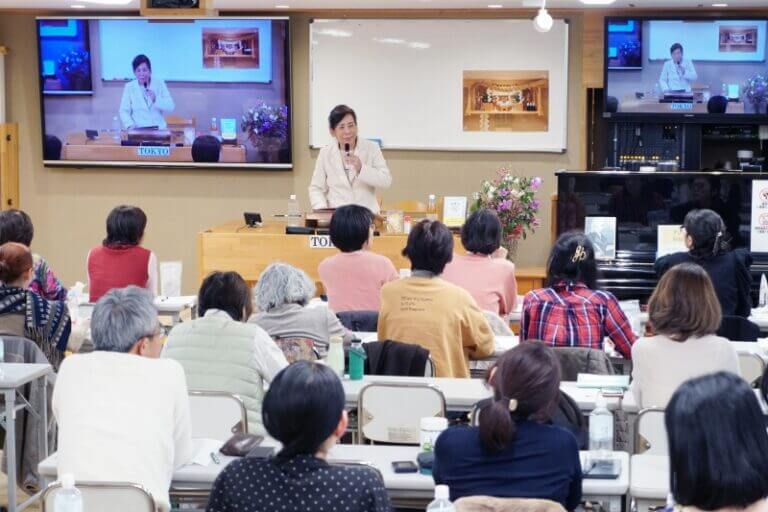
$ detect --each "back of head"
[44,135,62,161]
[329,205,373,253]
[461,208,502,255]
[0,242,33,284]
[648,262,721,341]
[263,361,345,459]
[547,231,598,289]
[684,209,729,260]
[402,220,454,274]
[104,205,147,248]
[91,286,158,353]
[255,262,315,313]
[479,341,561,452]
[0,209,34,246]
[707,95,728,114]
[666,372,768,510]
[191,135,222,163]
[198,271,253,322]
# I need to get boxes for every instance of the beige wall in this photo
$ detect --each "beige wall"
[1,12,583,294]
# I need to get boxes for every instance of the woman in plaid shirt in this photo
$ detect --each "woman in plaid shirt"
[521,232,636,359]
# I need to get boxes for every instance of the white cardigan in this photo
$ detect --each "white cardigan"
[308,138,392,214]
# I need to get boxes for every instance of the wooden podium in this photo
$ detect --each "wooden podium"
[198,220,546,295]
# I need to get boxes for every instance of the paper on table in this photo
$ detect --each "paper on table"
[576,374,630,390]
[656,225,687,259]
[160,261,183,298]
[190,438,224,466]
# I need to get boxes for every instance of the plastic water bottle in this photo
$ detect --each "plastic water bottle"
[210,117,218,134]
[327,336,345,378]
[287,194,301,227]
[589,392,614,460]
[111,116,121,140]
[426,194,438,222]
[54,473,83,512]
[348,339,365,381]
[427,485,455,512]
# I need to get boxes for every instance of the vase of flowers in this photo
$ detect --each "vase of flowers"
[471,168,542,261]
[241,103,289,162]
[57,48,90,91]
[745,74,768,114]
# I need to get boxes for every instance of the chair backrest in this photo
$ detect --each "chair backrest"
[188,390,248,439]
[425,356,435,377]
[273,336,320,363]
[330,460,385,483]
[41,481,156,512]
[337,311,379,332]
[718,315,761,342]
[635,407,667,455]
[738,352,766,387]
[483,310,514,336]
[553,347,615,381]
[455,496,567,512]
[358,382,446,444]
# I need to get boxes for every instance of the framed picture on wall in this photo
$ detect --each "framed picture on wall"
[585,216,617,261]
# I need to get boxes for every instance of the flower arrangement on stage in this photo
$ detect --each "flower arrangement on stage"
[56,48,90,89]
[745,74,768,113]
[472,168,542,258]
[241,102,289,148]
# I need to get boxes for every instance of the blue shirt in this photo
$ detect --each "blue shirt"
[432,420,583,510]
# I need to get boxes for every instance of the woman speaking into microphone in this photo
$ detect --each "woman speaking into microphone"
[119,54,175,130]
[309,105,392,214]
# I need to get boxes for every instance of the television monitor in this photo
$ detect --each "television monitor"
[37,17,292,169]
[604,17,768,122]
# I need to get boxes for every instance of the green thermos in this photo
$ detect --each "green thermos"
[348,339,366,380]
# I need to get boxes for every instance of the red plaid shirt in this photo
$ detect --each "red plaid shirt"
[520,281,636,359]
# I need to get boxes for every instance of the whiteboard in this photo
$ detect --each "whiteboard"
[310,19,569,152]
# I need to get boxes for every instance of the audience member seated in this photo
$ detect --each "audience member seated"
[442,208,517,316]
[250,262,352,357]
[0,209,67,301]
[207,361,391,512]
[631,263,739,409]
[433,342,581,509]
[0,242,71,369]
[87,205,158,302]
[665,372,768,512]
[521,232,635,359]
[163,271,288,435]
[378,220,494,378]
[192,135,222,163]
[655,209,752,318]
[43,134,62,161]
[318,204,397,312]
[53,287,193,512]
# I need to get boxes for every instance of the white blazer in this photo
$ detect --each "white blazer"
[119,78,175,130]
[308,138,392,214]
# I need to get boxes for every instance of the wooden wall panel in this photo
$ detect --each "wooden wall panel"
[0,123,19,210]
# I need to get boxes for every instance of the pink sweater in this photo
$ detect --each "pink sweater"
[318,250,399,312]
[442,253,518,315]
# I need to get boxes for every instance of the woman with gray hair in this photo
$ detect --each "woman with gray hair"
[249,262,351,356]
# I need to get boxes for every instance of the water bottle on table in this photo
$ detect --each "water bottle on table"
[427,485,455,512]
[589,392,614,460]
[327,336,345,378]
[348,339,366,380]
[54,473,83,512]
[287,194,301,227]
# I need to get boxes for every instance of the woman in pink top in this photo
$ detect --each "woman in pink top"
[442,208,518,315]
[318,205,398,312]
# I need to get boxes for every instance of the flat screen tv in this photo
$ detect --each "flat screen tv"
[604,16,768,123]
[37,17,292,169]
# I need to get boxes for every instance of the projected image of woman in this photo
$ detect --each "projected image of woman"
[119,54,175,130]
[659,43,698,93]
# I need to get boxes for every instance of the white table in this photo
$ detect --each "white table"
[77,295,197,326]
[630,454,668,510]
[0,363,53,512]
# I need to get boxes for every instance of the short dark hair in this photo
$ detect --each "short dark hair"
[263,361,345,460]
[103,205,147,248]
[461,208,502,255]
[191,135,221,163]
[328,105,357,130]
[0,242,33,284]
[0,209,34,247]
[684,209,730,260]
[480,341,561,452]
[666,372,768,510]
[329,205,373,253]
[546,231,598,289]
[402,220,454,274]
[198,271,253,322]
[132,54,151,72]
[43,134,62,160]
[670,43,683,54]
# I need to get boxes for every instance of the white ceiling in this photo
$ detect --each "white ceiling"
[0,0,765,10]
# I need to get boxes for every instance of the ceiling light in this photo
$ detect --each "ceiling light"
[71,3,86,7]
[408,42,431,49]
[533,0,553,34]
[79,0,132,4]
[275,4,290,8]
[488,4,503,8]
[712,2,728,5]
[580,0,616,4]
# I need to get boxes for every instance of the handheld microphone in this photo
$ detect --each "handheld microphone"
[344,142,350,156]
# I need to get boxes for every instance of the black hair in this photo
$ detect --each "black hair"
[329,204,373,253]
[103,205,147,248]
[263,361,345,460]
[684,209,730,260]
[328,105,357,130]
[191,135,221,163]
[666,372,768,510]
[198,271,253,322]
[43,135,62,160]
[0,209,34,247]
[707,95,728,114]
[546,231,598,289]
[132,54,151,72]
[461,208,502,255]
[402,220,454,275]
[670,43,683,54]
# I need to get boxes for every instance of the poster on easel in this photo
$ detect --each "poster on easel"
[751,180,768,253]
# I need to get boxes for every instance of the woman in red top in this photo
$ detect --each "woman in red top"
[87,205,158,302]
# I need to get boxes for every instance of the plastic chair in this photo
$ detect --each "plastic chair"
[41,480,156,512]
[738,352,766,388]
[634,407,666,455]
[358,383,446,444]
[188,390,248,440]
[455,496,567,512]
[425,356,436,377]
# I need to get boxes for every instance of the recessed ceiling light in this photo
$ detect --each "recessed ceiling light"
[71,3,86,7]
[79,0,132,4]
[488,4,503,8]
[712,2,728,6]
[580,0,616,4]
[275,4,290,8]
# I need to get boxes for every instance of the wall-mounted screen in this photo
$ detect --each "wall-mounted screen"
[604,17,768,122]
[37,17,292,169]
